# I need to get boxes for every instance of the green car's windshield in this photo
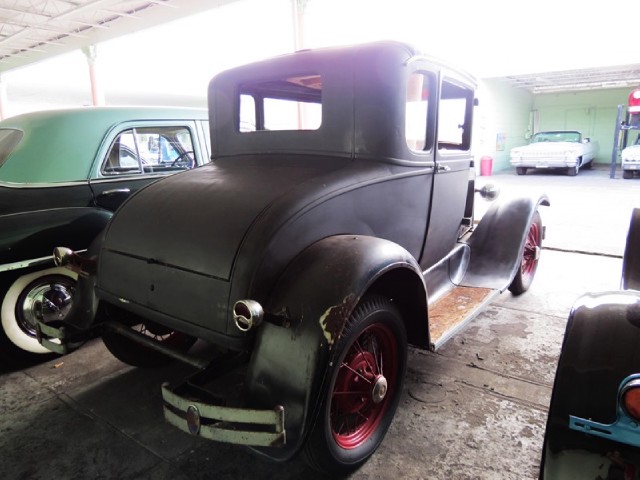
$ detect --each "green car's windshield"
[532,131,581,143]
[0,129,24,168]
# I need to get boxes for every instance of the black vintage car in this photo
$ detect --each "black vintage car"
[540,208,640,479]
[44,42,548,474]
[0,106,210,363]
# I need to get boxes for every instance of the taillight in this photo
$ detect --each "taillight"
[621,378,640,420]
[629,87,640,113]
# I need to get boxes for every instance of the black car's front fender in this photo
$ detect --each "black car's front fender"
[622,207,640,291]
[462,194,550,290]
[243,234,426,461]
[542,291,640,456]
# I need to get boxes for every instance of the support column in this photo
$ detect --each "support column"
[291,0,309,51]
[0,73,7,120]
[82,44,105,106]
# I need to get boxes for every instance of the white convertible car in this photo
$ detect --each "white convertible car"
[621,134,640,179]
[510,130,599,176]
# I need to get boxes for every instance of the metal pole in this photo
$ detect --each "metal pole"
[610,104,624,179]
[82,44,105,106]
[291,0,308,51]
[0,73,7,120]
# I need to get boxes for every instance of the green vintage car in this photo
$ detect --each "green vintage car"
[0,106,210,363]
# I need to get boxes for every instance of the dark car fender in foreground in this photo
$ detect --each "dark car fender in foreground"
[541,208,640,479]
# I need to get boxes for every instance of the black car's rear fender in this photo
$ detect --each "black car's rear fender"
[244,234,427,461]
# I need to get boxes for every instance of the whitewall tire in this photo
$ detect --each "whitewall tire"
[1,267,77,355]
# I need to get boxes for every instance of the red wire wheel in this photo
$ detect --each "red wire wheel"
[304,295,407,474]
[331,322,398,449]
[509,210,542,295]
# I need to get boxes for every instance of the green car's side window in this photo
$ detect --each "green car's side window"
[101,126,196,176]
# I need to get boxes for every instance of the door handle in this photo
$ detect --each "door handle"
[100,188,131,197]
[436,164,451,173]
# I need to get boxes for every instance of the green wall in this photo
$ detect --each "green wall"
[474,79,533,172]
[473,81,630,172]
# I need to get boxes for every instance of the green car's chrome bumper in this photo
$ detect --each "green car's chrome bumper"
[162,382,286,447]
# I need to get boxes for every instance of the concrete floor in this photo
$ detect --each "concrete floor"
[1,165,638,480]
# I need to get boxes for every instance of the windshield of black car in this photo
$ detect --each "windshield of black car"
[239,74,322,132]
[0,129,23,169]
[532,132,580,143]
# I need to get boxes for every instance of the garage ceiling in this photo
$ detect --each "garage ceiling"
[1,1,639,94]
[0,0,238,72]
[499,63,640,94]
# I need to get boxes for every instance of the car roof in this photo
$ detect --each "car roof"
[208,41,476,161]
[0,106,207,184]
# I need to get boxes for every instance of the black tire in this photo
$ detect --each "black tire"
[508,211,542,295]
[516,167,527,176]
[102,315,196,368]
[303,295,407,475]
[567,164,578,176]
[582,160,593,170]
[623,169,633,179]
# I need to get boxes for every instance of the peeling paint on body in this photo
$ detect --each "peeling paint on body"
[319,294,355,345]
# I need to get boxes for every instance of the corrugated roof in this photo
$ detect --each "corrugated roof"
[0,0,236,72]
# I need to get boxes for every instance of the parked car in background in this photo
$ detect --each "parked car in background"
[0,106,210,363]
[42,42,548,475]
[510,130,599,176]
[540,208,640,479]
[621,134,640,179]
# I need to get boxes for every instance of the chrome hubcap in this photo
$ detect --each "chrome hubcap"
[19,281,75,335]
[372,375,388,404]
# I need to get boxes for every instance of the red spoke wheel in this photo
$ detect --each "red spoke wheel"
[509,210,542,295]
[304,295,407,474]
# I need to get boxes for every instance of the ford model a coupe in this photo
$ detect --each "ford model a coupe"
[540,209,640,479]
[44,42,548,474]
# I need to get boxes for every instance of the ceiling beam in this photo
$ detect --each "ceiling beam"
[0,0,242,73]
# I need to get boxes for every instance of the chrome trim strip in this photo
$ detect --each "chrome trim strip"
[0,249,87,273]
[0,180,89,188]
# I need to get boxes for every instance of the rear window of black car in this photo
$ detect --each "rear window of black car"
[0,129,23,168]
[239,73,322,132]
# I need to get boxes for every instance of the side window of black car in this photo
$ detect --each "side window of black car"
[406,72,435,152]
[101,126,196,176]
[438,79,474,151]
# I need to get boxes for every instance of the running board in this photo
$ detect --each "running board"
[428,286,499,351]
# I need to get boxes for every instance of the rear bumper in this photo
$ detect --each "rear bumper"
[161,382,286,447]
[38,317,288,448]
[622,162,640,171]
